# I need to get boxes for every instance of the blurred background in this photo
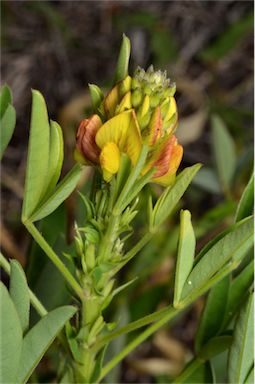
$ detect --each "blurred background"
[1,1,254,383]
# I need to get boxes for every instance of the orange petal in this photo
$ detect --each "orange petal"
[153,143,183,186]
[142,106,162,146]
[76,114,102,164]
[153,135,177,178]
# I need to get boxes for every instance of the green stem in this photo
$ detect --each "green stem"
[98,306,180,381]
[92,305,171,351]
[97,212,120,262]
[0,252,48,317]
[24,221,83,300]
[114,145,148,214]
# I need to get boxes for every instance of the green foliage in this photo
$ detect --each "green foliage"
[22,90,81,222]
[228,292,254,384]
[16,306,77,383]
[180,216,253,302]
[114,34,131,83]
[152,164,201,228]
[174,210,195,306]
[211,115,236,194]
[9,260,30,333]
[0,283,23,384]
[235,173,254,222]
[0,84,16,159]
[30,164,82,221]
[195,276,230,352]
[0,259,77,384]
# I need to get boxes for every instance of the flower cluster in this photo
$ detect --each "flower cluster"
[75,66,183,186]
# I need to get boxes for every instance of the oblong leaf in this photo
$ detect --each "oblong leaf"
[22,90,50,220]
[43,120,64,198]
[0,103,16,159]
[153,164,201,228]
[10,260,30,333]
[195,276,230,352]
[16,305,77,383]
[0,282,22,384]
[174,210,195,306]
[181,217,253,300]
[235,173,254,222]
[198,335,232,360]
[211,115,236,193]
[222,260,254,329]
[245,366,254,384]
[228,292,254,384]
[30,164,82,221]
[89,84,104,111]
[114,34,131,83]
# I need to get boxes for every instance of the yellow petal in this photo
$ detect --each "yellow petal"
[100,142,120,181]
[104,85,119,118]
[95,110,142,165]
[139,95,150,118]
[165,96,177,122]
[115,91,132,114]
[119,76,132,97]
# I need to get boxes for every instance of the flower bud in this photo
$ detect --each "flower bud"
[76,64,182,186]
[76,115,102,164]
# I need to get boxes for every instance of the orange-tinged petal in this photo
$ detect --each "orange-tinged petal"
[76,114,102,164]
[153,135,176,178]
[153,143,183,186]
[95,110,142,165]
[142,106,162,146]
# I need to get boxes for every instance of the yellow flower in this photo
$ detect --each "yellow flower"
[75,66,183,186]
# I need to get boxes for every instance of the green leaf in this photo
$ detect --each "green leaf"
[198,335,232,360]
[176,360,215,383]
[211,115,236,193]
[228,292,254,384]
[0,282,22,384]
[235,173,254,222]
[195,276,230,352]
[90,345,108,383]
[194,217,249,266]
[245,366,254,384]
[152,164,201,228]
[43,120,64,198]
[114,34,131,83]
[22,90,50,220]
[174,210,195,306]
[0,84,12,118]
[0,103,16,160]
[89,84,104,111]
[222,261,254,329]
[181,217,253,301]
[30,164,82,221]
[9,260,30,333]
[16,305,77,383]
